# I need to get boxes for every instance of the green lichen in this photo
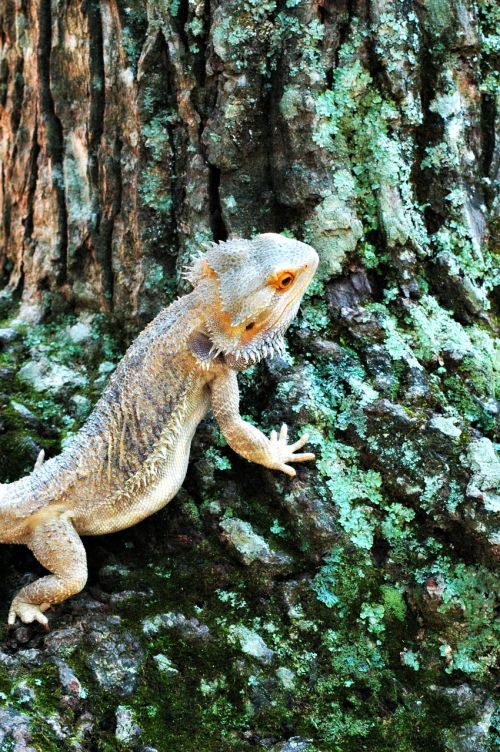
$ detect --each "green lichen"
[478,0,500,94]
[313,52,428,267]
[139,168,173,214]
[119,1,148,72]
[0,313,122,482]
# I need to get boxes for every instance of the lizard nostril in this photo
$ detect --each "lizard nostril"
[245,322,255,331]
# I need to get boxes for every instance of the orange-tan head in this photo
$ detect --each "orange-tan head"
[186,233,319,368]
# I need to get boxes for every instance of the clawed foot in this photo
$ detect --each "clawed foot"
[8,598,50,629]
[269,423,315,477]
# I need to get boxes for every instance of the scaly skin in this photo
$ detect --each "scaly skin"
[0,234,318,627]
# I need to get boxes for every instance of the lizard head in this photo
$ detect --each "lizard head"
[186,233,319,368]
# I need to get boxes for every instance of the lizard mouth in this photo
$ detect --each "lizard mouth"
[225,292,304,368]
[204,305,295,369]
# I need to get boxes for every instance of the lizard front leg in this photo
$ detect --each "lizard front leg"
[210,369,314,476]
[8,515,87,628]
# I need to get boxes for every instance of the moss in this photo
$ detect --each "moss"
[381,585,406,622]
[0,661,63,752]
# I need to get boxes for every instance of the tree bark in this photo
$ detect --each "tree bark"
[2,0,494,330]
[0,1,498,750]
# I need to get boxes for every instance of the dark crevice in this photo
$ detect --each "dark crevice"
[263,73,281,231]
[365,0,389,93]
[23,121,39,243]
[478,0,498,194]
[274,0,287,18]
[0,57,8,108]
[194,2,221,190]
[193,3,225,244]
[115,1,148,73]
[136,28,180,277]
[266,0,305,236]
[265,111,317,235]
[480,93,496,183]
[97,137,122,310]
[208,163,227,242]
[172,0,190,53]
[334,0,354,69]
[86,0,105,180]
[1,168,10,245]
[428,519,498,568]
[157,32,182,261]
[38,0,68,284]
[85,0,111,302]
[193,0,210,90]
[10,57,24,134]
[412,7,446,236]
[311,1,339,91]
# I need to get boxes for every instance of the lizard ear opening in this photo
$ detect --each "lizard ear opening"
[189,331,223,363]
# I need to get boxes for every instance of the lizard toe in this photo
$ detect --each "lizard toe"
[8,599,49,628]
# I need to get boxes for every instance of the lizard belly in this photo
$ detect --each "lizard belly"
[74,388,210,535]
[90,434,192,534]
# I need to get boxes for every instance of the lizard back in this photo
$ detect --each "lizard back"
[0,293,205,539]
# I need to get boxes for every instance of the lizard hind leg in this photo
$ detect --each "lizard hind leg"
[8,515,88,628]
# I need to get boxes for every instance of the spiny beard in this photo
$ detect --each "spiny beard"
[223,329,287,370]
[202,319,287,370]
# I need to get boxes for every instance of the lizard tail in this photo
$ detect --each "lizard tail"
[0,451,44,502]
[0,450,44,509]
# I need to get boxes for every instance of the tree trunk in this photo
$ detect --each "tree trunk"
[0,1,498,751]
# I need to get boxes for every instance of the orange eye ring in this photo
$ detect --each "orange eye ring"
[271,271,296,291]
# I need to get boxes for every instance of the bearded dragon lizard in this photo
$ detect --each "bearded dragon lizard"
[0,234,318,627]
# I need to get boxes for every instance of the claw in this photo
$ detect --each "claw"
[34,449,45,470]
[279,423,288,442]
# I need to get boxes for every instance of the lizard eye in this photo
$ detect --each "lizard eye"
[271,271,296,291]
